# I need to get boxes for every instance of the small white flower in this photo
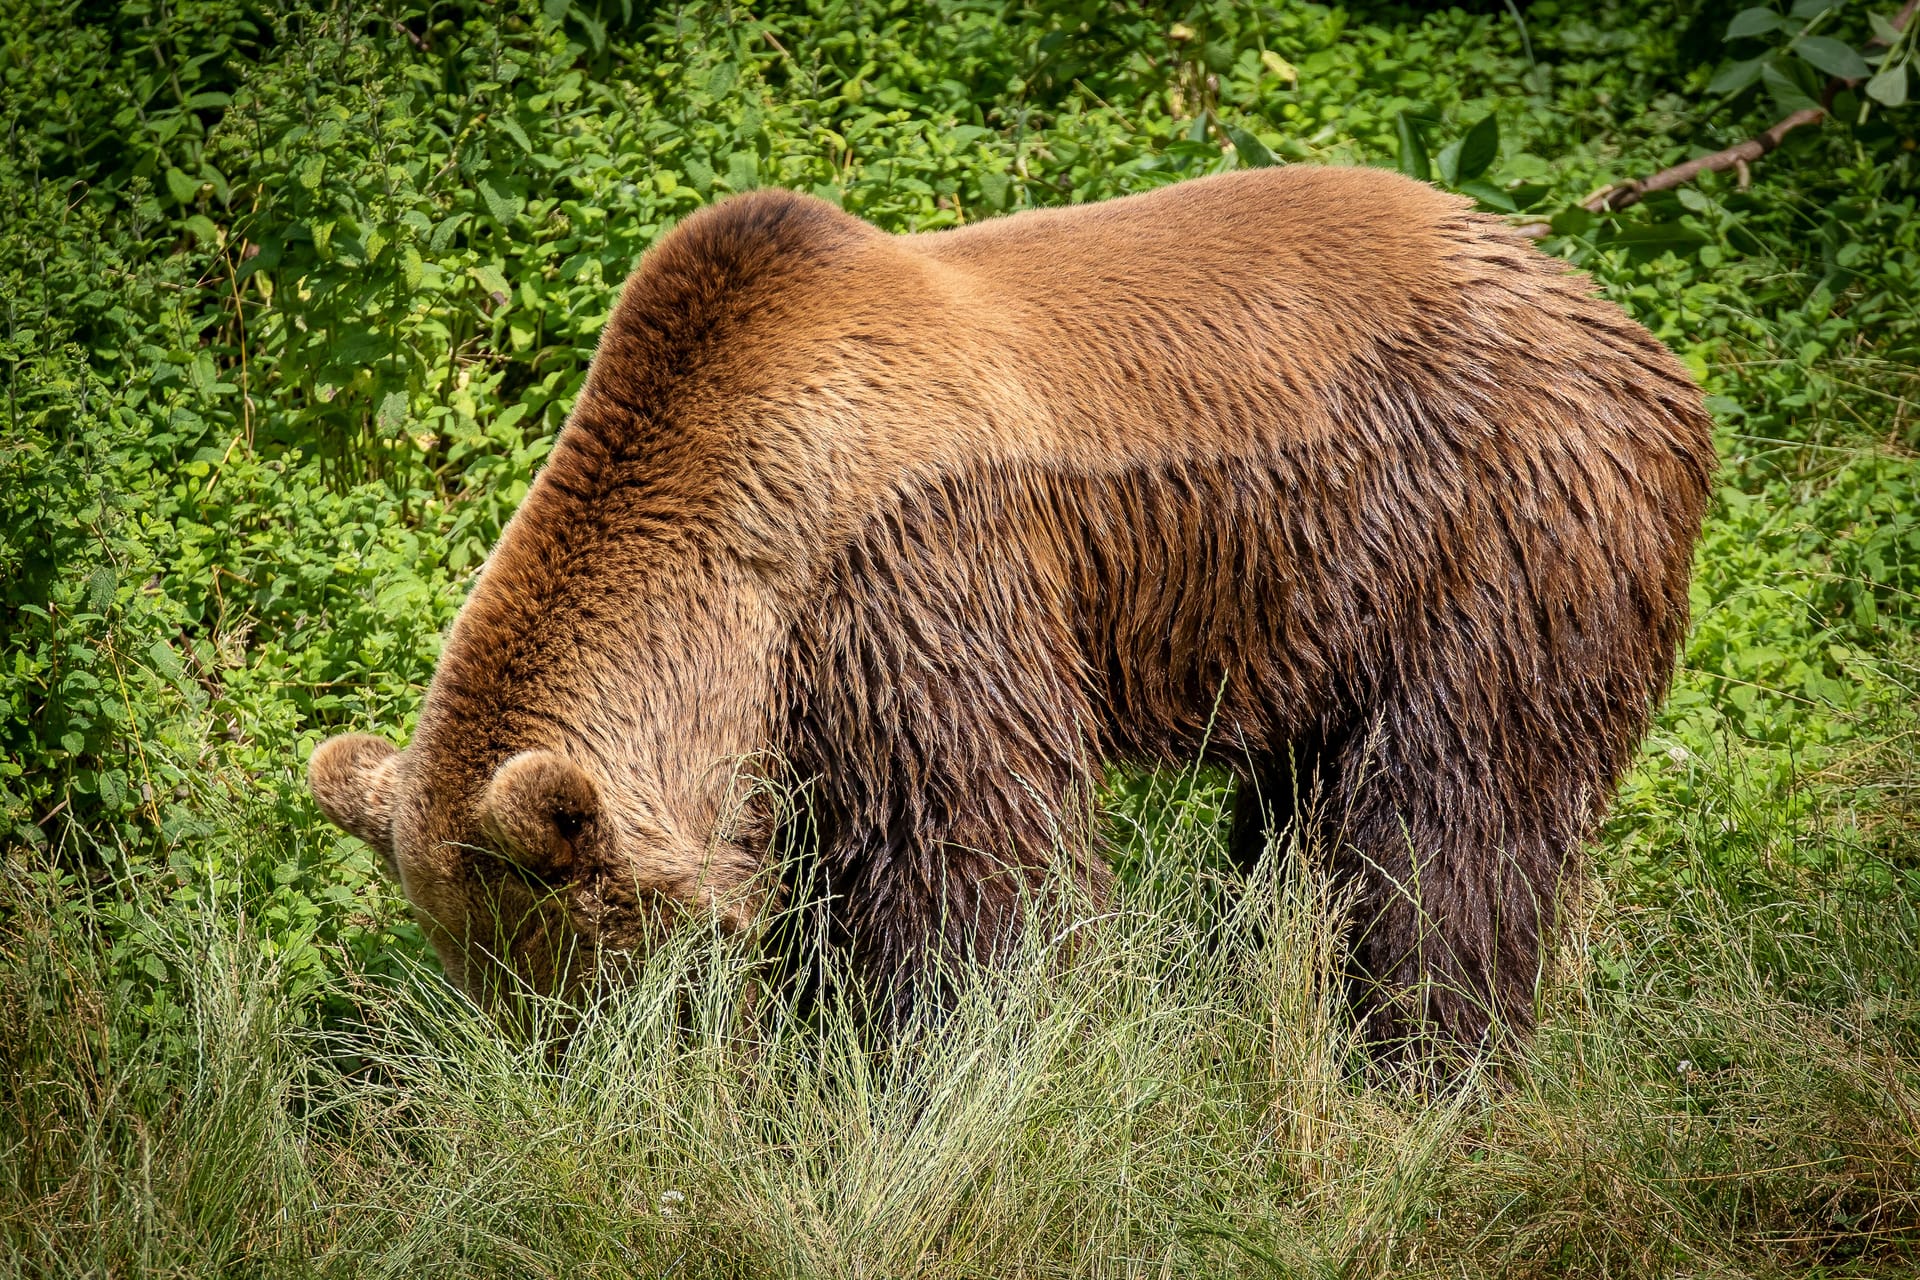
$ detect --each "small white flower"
[658,1189,686,1218]
[1666,745,1691,765]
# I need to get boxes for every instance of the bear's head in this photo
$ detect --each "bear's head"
[307,718,764,1005]
[302,189,879,1006]
[301,406,780,1007]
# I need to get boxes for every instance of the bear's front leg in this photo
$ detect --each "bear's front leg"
[779,485,1110,1024]
[790,659,1111,1025]
[814,811,1101,1025]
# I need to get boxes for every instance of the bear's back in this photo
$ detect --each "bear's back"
[869,167,1702,475]
[918,164,1457,341]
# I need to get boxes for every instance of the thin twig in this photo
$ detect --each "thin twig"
[391,19,430,53]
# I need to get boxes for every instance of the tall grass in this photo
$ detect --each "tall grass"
[5,737,1917,1279]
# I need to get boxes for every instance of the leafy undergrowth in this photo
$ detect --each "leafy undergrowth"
[4,0,1919,1274]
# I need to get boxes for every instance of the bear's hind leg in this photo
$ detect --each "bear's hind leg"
[1319,676,1599,1071]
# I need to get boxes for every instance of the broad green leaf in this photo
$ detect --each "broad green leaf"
[429,213,468,254]
[1866,60,1910,105]
[1762,59,1822,112]
[1223,125,1278,167]
[1795,36,1872,79]
[1456,113,1500,181]
[1789,0,1843,18]
[726,151,759,190]
[184,215,220,245]
[147,640,183,681]
[497,114,534,155]
[683,156,714,192]
[1395,112,1431,182]
[1869,11,1905,43]
[978,170,1011,210]
[1457,179,1516,211]
[477,173,526,223]
[1709,56,1767,94]
[473,264,511,297]
[1726,7,1786,39]
[165,166,198,204]
[1506,182,1550,210]
[98,769,127,808]
[376,391,408,435]
[87,567,116,613]
[575,7,607,54]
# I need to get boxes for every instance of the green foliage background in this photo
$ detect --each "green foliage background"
[2,0,1918,1273]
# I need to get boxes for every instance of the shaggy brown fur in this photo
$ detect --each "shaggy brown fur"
[309,165,1714,1059]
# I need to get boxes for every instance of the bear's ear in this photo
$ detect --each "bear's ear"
[309,734,402,866]
[479,751,602,883]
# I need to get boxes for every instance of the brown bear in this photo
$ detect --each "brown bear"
[309,164,1714,1062]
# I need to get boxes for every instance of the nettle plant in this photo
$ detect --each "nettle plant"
[1712,0,1915,117]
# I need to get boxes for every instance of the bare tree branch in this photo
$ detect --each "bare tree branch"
[1587,108,1824,212]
